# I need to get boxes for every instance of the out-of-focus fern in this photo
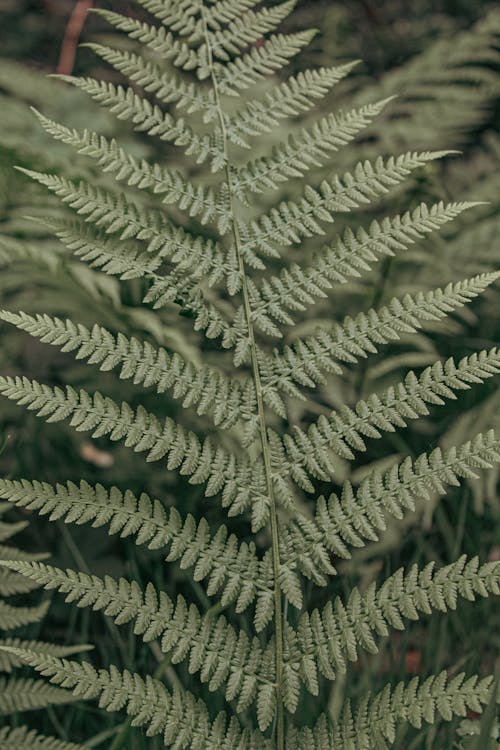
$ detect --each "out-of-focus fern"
[0,2,498,749]
[0,502,89,747]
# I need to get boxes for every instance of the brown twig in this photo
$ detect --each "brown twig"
[56,0,94,75]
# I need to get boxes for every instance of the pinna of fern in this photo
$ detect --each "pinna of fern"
[0,0,499,748]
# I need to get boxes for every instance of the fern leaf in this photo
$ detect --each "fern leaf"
[278,515,336,600]
[90,10,201,71]
[0,377,271,527]
[33,110,228,227]
[0,311,256,428]
[225,64,357,146]
[3,2,500,746]
[1,649,272,749]
[134,0,264,42]
[0,600,49,631]
[18,171,234,300]
[291,556,499,685]
[201,0,262,30]
[283,349,500,483]
[0,725,86,750]
[0,236,64,272]
[1,560,277,724]
[201,1,297,63]
[0,479,275,619]
[0,568,40,597]
[316,430,500,558]
[85,43,213,115]
[250,269,496,341]
[234,100,390,196]
[0,544,48,563]
[56,76,224,170]
[36,220,230,338]
[124,0,291,55]
[265,273,500,380]
[17,217,161,283]
[238,151,452,260]
[290,672,494,748]
[0,676,76,714]
[0,377,226,476]
[120,1,200,20]
[16,169,191,254]
[131,0,206,38]
[0,639,90,674]
[253,201,481,323]
[216,31,317,95]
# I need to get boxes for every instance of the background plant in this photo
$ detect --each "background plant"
[0,501,90,749]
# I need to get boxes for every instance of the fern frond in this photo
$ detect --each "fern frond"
[316,430,500,558]
[0,568,40,596]
[0,676,76,714]
[0,600,49,631]
[18,170,233,295]
[42,219,162,281]
[290,556,499,688]
[1,561,277,725]
[283,350,500,484]
[89,10,201,71]
[133,0,265,42]
[0,311,257,428]
[0,236,64,272]
[289,672,494,748]
[253,201,480,322]
[85,43,213,115]
[0,725,86,750]
[0,377,271,526]
[0,479,274,619]
[0,377,225,476]
[0,639,91,674]
[254,268,497,342]
[56,76,225,170]
[275,515,336,608]
[201,1,297,63]
[265,273,499,380]
[216,31,317,95]
[234,100,389,196]
[118,1,200,23]
[238,151,452,259]
[1,649,272,749]
[17,169,198,255]
[3,3,500,747]
[224,64,357,145]
[0,545,48,563]
[200,0,262,30]
[37,220,230,337]
[0,487,311,629]
[33,111,228,227]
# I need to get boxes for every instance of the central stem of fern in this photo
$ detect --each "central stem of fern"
[201,7,286,748]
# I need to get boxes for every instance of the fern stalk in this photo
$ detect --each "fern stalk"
[200,6,286,747]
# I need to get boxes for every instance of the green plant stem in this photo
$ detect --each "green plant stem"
[201,6,286,747]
